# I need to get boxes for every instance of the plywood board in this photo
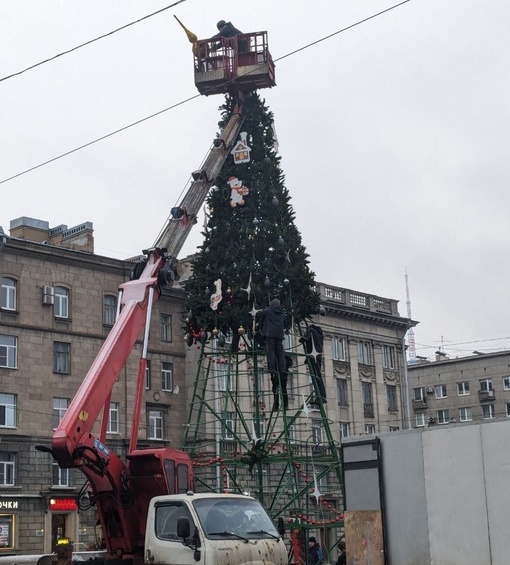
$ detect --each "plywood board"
[344,510,384,565]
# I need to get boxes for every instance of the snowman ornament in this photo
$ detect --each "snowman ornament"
[227,176,249,207]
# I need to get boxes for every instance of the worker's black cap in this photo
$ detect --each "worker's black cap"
[217,20,226,29]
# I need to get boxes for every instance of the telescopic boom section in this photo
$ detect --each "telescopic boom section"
[51,107,245,468]
[154,109,244,254]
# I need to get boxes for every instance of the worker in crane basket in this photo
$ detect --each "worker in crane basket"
[213,20,248,52]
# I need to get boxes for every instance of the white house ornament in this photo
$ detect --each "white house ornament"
[231,131,251,164]
[227,176,249,207]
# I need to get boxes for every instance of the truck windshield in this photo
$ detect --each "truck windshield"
[193,497,280,540]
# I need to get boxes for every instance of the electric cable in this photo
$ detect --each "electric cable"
[0,0,188,83]
[0,0,414,186]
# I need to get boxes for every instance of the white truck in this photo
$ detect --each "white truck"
[0,493,286,565]
[145,492,287,565]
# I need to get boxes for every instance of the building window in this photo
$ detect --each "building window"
[336,378,348,405]
[386,385,397,411]
[107,402,119,433]
[217,363,231,392]
[311,419,324,444]
[223,412,235,440]
[286,372,294,401]
[148,409,164,440]
[160,314,172,342]
[103,295,117,326]
[340,422,350,439]
[53,342,70,374]
[287,424,296,443]
[54,286,69,318]
[437,409,450,424]
[0,514,14,548]
[457,381,470,396]
[416,413,426,427]
[362,381,374,418]
[0,452,15,486]
[480,379,493,392]
[1,278,16,311]
[0,394,16,428]
[382,345,395,369]
[389,426,400,432]
[503,377,510,391]
[145,360,151,390]
[332,337,346,361]
[0,335,17,369]
[365,424,376,434]
[52,397,70,429]
[413,387,425,401]
[161,362,173,391]
[315,465,327,488]
[252,414,265,439]
[52,461,70,487]
[253,465,269,488]
[459,407,472,422]
[435,384,447,399]
[482,404,495,419]
[506,403,510,417]
[254,369,265,394]
[357,341,372,365]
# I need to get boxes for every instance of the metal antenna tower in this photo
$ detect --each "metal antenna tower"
[405,268,416,363]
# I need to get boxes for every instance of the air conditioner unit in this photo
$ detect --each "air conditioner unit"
[426,387,434,394]
[42,286,54,305]
[487,390,494,397]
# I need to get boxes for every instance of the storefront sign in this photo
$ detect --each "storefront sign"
[49,498,77,511]
[0,501,18,510]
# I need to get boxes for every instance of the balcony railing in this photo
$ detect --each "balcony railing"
[316,283,400,316]
[363,403,374,418]
[411,399,428,411]
[478,390,496,402]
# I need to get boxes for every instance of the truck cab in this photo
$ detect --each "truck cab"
[145,492,287,565]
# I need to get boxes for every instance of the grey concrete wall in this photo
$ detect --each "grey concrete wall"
[422,425,488,565]
[381,431,430,565]
[374,420,510,565]
[480,421,510,565]
[343,421,510,564]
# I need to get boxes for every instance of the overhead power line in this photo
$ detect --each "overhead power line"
[0,0,187,83]
[0,0,413,186]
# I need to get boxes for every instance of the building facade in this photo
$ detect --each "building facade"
[0,219,187,554]
[316,283,413,437]
[408,351,510,428]
[0,216,412,554]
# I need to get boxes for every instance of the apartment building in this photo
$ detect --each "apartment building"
[0,218,186,554]
[408,351,510,427]
[315,283,414,437]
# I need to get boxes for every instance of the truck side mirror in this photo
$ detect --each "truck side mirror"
[177,517,191,539]
[277,517,285,537]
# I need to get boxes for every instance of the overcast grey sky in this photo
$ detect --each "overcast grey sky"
[1,0,509,360]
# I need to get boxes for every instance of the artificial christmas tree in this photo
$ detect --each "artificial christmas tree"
[184,92,320,345]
